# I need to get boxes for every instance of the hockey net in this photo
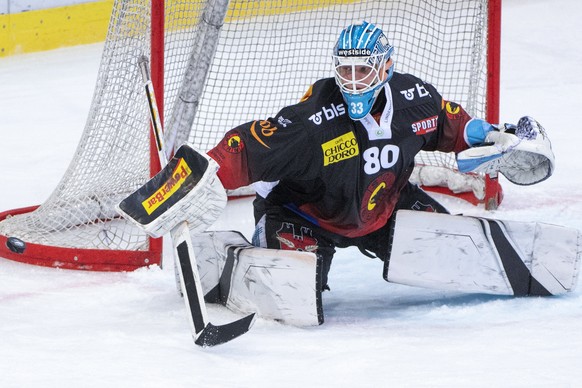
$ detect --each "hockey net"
[0,0,501,270]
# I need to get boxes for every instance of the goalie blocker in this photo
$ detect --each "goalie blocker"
[117,143,227,238]
[385,210,581,296]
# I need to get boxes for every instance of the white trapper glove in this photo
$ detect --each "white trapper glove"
[457,116,555,185]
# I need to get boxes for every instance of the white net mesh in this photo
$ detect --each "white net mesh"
[190,0,489,148]
[188,0,492,199]
[0,0,493,256]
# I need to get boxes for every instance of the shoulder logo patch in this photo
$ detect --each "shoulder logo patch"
[445,101,461,119]
[223,132,244,153]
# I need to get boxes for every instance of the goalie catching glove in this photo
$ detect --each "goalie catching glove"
[116,143,227,238]
[457,116,555,185]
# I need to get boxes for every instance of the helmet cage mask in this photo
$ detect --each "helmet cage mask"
[333,52,391,96]
[332,22,394,120]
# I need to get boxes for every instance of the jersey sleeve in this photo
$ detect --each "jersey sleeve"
[423,97,474,154]
[207,106,318,190]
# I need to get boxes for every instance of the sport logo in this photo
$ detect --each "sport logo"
[308,103,346,126]
[321,132,359,166]
[411,115,438,135]
[142,158,191,215]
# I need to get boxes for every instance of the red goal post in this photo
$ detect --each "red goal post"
[0,0,502,271]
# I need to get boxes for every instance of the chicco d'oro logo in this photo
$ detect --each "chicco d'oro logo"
[308,103,346,126]
[321,131,359,166]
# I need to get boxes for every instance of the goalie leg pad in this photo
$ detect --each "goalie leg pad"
[385,210,581,296]
[191,231,324,326]
[116,143,227,237]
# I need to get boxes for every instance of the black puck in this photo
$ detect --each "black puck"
[6,237,26,254]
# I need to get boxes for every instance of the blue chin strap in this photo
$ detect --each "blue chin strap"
[342,66,392,120]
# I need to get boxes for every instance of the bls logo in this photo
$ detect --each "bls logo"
[400,88,415,100]
[400,83,431,101]
[308,103,346,125]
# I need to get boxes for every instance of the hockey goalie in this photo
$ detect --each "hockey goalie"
[118,22,580,328]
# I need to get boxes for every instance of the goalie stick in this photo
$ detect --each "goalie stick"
[138,55,255,347]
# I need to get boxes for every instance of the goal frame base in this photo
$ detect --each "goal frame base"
[0,206,162,271]
[422,184,503,209]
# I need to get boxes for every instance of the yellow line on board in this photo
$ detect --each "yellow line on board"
[226,0,359,20]
[0,1,114,57]
[1,0,358,57]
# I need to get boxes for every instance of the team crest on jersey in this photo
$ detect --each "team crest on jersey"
[445,101,461,119]
[360,172,396,222]
[411,115,438,135]
[222,132,245,153]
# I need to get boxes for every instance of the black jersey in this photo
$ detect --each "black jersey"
[208,72,472,238]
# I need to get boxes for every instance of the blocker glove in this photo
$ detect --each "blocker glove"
[116,143,227,238]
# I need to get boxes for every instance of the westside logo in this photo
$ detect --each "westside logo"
[336,48,372,56]
[321,132,359,166]
[142,158,191,215]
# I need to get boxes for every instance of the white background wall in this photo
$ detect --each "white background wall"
[0,0,94,14]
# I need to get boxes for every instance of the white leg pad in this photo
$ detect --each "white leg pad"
[385,210,581,296]
[191,230,323,326]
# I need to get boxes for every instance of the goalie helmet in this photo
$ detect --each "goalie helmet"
[333,21,394,120]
